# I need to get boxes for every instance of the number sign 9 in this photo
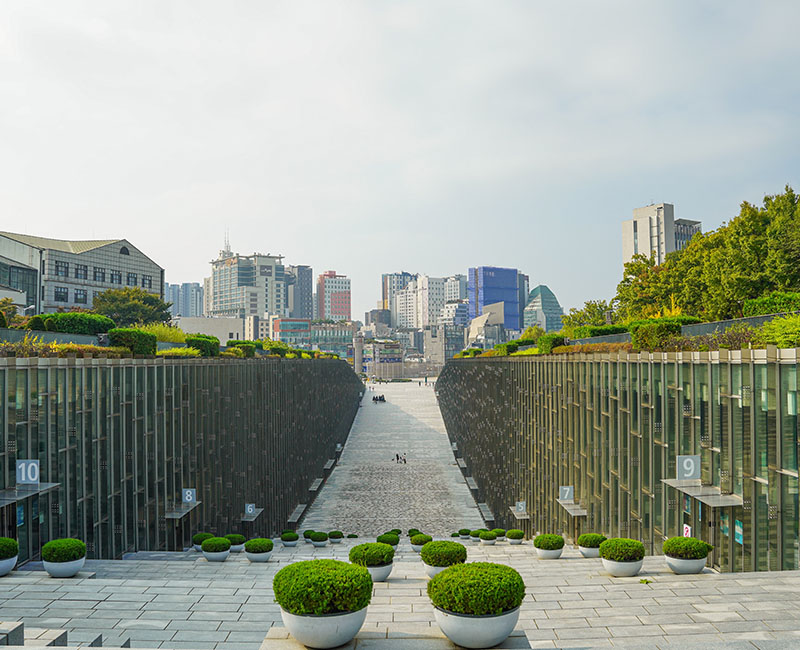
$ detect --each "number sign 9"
[676,455,701,480]
[16,460,40,485]
[182,488,197,504]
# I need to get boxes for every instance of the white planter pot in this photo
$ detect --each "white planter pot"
[312,541,327,548]
[536,547,563,559]
[508,538,523,545]
[459,535,470,540]
[203,550,230,562]
[280,607,368,649]
[282,540,298,547]
[43,557,85,578]
[470,537,480,544]
[433,606,520,649]
[193,544,202,552]
[246,551,271,563]
[304,538,313,544]
[330,538,342,544]
[411,544,424,553]
[424,564,448,578]
[366,563,393,582]
[602,558,643,577]
[229,544,244,553]
[0,555,18,577]
[496,536,505,541]
[665,555,707,574]
[579,546,600,558]
[480,539,496,546]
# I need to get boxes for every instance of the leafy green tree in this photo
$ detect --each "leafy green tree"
[520,325,544,341]
[561,299,617,337]
[92,287,172,327]
[0,298,18,326]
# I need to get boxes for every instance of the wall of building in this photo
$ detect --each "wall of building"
[437,349,800,573]
[0,356,362,563]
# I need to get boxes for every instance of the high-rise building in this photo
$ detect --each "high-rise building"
[164,281,204,318]
[517,272,529,330]
[438,300,469,327]
[316,270,351,322]
[467,266,520,331]
[381,271,416,310]
[365,308,391,327]
[523,285,564,332]
[621,203,701,266]
[393,275,446,329]
[208,241,286,318]
[285,264,313,319]
[444,274,468,302]
[424,324,466,365]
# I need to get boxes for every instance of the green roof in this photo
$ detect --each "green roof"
[0,231,121,254]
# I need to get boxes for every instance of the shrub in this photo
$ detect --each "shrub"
[303,530,315,539]
[389,528,402,535]
[0,537,19,559]
[310,532,328,542]
[407,528,421,537]
[451,532,459,537]
[506,529,524,540]
[347,534,358,538]
[420,541,467,567]
[411,534,433,545]
[225,534,245,545]
[491,528,506,536]
[27,315,46,331]
[0,311,6,328]
[281,531,299,541]
[537,333,566,354]
[743,291,800,317]
[349,542,395,567]
[479,531,497,541]
[376,533,399,546]
[428,562,525,615]
[221,347,245,358]
[245,538,274,553]
[282,529,293,534]
[329,531,344,539]
[137,322,186,343]
[42,538,86,563]
[226,341,256,357]
[52,343,129,358]
[185,334,220,357]
[201,537,232,553]
[551,342,633,355]
[156,347,201,358]
[41,313,116,335]
[628,316,701,351]
[572,324,629,338]
[273,559,372,615]
[108,328,157,355]
[662,537,712,560]
[458,528,471,536]
[599,538,645,562]
[192,532,213,545]
[533,534,564,550]
[469,529,482,537]
[758,314,800,348]
[577,533,607,548]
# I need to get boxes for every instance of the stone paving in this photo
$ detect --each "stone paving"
[301,382,483,536]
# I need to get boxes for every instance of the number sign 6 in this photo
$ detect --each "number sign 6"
[245,503,256,515]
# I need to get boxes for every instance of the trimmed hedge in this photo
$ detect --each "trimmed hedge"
[420,541,467,567]
[599,538,645,562]
[329,530,344,539]
[572,324,629,338]
[201,537,231,553]
[506,529,524,540]
[349,542,395,567]
[225,534,245,545]
[245,538,274,553]
[226,340,256,357]
[108,328,157,355]
[427,562,525,615]
[0,537,19,560]
[185,334,220,357]
[743,291,800,317]
[192,532,213,546]
[479,531,497,541]
[469,530,482,537]
[42,538,86,563]
[347,534,359,539]
[491,528,506,536]
[156,347,201,358]
[411,534,433,546]
[537,333,566,354]
[628,316,701,350]
[458,528,471,536]
[281,532,299,542]
[310,532,328,542]
[42,312,116,335]
[27,315,46,331]
[662,536,712,560]
[376,533,399,546]
[577,533,607,548]
[273,559,372,615]
[533,534,564,550]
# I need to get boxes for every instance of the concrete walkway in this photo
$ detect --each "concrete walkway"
[301,382,483,536]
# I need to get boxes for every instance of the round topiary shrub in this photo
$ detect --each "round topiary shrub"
[349,542,395,567]
[376,533,399,546]
[347,534,358,539]
[533,534,564,550]
[329,531,344,539]
[408,528,421,537]
[389,529,402,535]
[282,529,294,534]
[458,528,471,536]
[599,538,645,562]
[310,532,329,542]
[225,534,246,545]
[303,530,315,539]
[0,537,19,559]
[469,529,482,537]
[662,537,713,559]
[451,532,459,537]
[42,538,87,563]
[492,529,506,537]
[428,562,525,615]
[479,531,497,541]
[420,541,467,567]
[245,538,274,554]
[411,534,433,546]
[506,529,524,540]
[273,559,372,615]
[192,532,213,546]
[281,532,299,542]
[201,537,232,553]
[577,533,607,548]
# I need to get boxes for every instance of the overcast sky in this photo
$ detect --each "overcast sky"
[2,1,799,318]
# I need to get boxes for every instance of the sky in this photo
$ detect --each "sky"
[2,1,799,319]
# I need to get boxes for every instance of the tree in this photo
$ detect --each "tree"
[521,325,545,341]
[560,299,617,337]
[0,298,18,326]
[92,287,172,327]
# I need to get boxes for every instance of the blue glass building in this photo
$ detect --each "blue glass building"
[467,266,520,330]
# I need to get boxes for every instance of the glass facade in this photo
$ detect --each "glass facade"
[437,347,800,572]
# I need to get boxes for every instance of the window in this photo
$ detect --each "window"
[74,289,87,304]
[110,270,122,285]
[55,261,69,277]
[93,267,106,282]
[141,275,152,289]
[120,246,130,255]
[127,273,137,286]
[75,264,88,279]
[54,287,69,302]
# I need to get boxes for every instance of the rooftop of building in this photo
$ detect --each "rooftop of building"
[0,231,122,254]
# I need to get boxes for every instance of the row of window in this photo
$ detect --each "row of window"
[53,261,152,288]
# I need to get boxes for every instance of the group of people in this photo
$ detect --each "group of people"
[394,453,407,464]
[372,394,386,403]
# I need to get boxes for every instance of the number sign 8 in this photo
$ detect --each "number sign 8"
[182,488,197,504]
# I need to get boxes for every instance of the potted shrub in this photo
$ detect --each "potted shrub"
[225,534,246,552]
[274,559,372,648]
[201,536,231,562]
[0,537,19,577]
[479,531,497,546]
[349,542,395,582]
[599,538,645,577]
[389,528,402,535]
[577,533,607,558]
[492,528,506,541]
[533,534,564,559]
[281,531,299,547]
[507,529,524,545]
[458,528,471,540]
[469,529,482,543]
[329,531,344,544]
[450,533,460,538]
[663,537,712,574]
[192,532,213,551]
[420,540,467,578]
[42,538,87,578]
[347,534,358,539]
[411,534,433,552]
[428,562,525,648]
[408,528,421,537]
[245,538,273,563]
[310,532,329,548]
[303,530,315,544]
[376,533,399,547]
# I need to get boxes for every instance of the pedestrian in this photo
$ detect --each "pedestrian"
[395,453,400,463]
[402,454,407,464]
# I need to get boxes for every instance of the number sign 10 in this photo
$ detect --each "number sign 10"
[16,460,40,485]
[676,455,701,480]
